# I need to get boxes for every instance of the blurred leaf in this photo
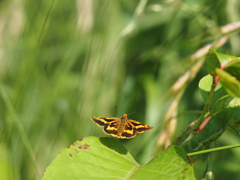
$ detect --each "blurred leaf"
[215,68,240,97]
[42,136,196,180]
[199,74,232,113]
[0,145,13,180]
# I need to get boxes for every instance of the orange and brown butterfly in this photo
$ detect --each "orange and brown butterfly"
[90,111,153,139]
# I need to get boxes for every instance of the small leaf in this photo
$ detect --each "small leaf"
[42,137,196,180]
[215,68,240,97]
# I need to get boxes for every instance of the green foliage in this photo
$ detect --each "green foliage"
[176,48,240,179]
[42,137,195,180]
[178,48,240,152]
[1,0,240,180]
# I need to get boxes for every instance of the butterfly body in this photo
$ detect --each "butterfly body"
[91,113,153,139]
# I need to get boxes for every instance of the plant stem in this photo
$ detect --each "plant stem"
[194,75,216,132]
[187,144,240,156]
[180,76,217,147]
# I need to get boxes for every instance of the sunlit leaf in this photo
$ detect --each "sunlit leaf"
[42,136,196,180]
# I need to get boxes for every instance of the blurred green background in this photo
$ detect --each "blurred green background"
[0,0,240,179]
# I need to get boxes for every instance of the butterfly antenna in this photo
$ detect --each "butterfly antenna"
[115,106,119,110]
[127,110,139,116]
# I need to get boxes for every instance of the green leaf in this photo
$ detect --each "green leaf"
[215,68,240,97]
[211,95,233,114]
[42,137,196,180]
[130,145,196,180]
[42,137,139,179]
[199,74,232,113]
[181,107,240,153]
[206,47,240,73]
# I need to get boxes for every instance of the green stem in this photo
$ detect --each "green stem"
[0,84,40,178]
[188,144,240,156]
[121,0,148,36]
[134,0,148,17]
[180,76,217,147]
[194,76,216,132]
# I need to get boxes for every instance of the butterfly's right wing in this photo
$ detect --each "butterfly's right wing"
[128,119,153,133]
[120,122,137,139]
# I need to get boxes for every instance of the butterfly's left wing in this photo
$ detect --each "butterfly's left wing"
[128,119,153,133]
[90,117,118,126]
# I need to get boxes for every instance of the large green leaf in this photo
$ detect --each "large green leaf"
[42,136,196,180]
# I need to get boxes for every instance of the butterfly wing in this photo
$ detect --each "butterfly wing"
[91,116,153,138]
[103,121,119,137]
[91,117,120,137]
[90,117,118,126]
[121,122,137,139]
[128,119,153,134]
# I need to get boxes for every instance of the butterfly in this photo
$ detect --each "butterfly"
[90,113,153,139]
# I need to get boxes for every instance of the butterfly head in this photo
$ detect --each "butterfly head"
[122,114,128,119]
